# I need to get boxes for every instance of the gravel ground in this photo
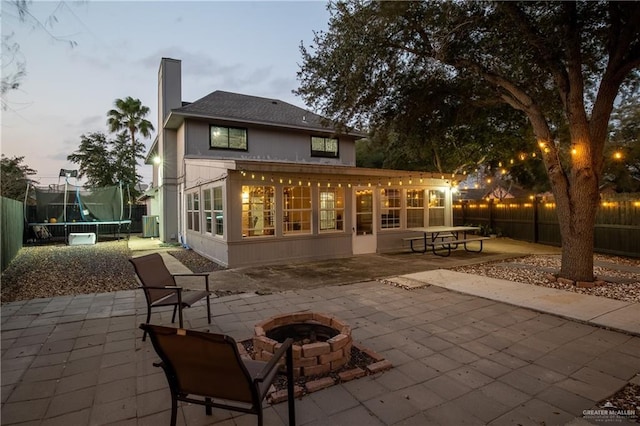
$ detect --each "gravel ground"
[166,249,225,273]
[1,241,137,303]
[452,254,640,304]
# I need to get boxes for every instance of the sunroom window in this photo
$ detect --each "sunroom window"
[406,189,425,228]
[428,189,445,226]
[283,186,311,234]
[319,188,344,232]
[187,192,200,232]
[241,185,275,237]
[380,188,401,229]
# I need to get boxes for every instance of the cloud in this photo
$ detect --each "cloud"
[77,115,103,128]
[139,47,220,75]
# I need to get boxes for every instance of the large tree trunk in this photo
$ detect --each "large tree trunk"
[130,128,136,185]
[527,111,599,283]
[553,177,598,283]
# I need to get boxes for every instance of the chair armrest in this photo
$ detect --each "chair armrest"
[172,273,210,292]
[140,285,182,290]
[255,338,293,382]
[173,273,209,277]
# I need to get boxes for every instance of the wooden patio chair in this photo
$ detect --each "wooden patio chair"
[130,253,212,341]
[139,324,296,426]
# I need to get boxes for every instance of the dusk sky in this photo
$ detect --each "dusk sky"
[2,1,331,185]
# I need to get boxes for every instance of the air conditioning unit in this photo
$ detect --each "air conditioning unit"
[142,215,160,238]
[69,232,96,245]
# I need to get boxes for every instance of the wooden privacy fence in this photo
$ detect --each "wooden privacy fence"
[454,194,640,258]
[1,197,24,271]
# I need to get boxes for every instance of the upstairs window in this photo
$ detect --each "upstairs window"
[311,136,339,158]
[210,125,247,150]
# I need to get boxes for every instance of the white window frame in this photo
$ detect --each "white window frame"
[283,186,312,235]
[204,189,212,234]
[213,186,224,237]
[380,188,402,229]
[242,185,275,237]
[428,189,446,226]
[319,187,344,232]
[187,192,200,232]
[406,189,425,228]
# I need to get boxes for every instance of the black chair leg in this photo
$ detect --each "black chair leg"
[205,397,212,415]
[171,305,178,323]
[286,344,296,426]
[143,307,152,341]
[170,392,178,426]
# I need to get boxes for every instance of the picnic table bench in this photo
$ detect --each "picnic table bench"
[403,226,489,257]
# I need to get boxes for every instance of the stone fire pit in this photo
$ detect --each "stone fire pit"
[253,312,352,377]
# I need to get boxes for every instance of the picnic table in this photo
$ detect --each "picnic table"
[404,226,489,256]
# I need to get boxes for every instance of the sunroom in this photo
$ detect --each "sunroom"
[180,159,462,268]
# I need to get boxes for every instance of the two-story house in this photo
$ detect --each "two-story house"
[145,58,461,267]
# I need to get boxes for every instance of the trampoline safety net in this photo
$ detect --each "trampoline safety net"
[29,183,128,223]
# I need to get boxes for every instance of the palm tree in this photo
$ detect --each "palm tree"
[107,97,154,189]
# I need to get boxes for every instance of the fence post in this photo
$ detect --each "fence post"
[533,196,539,243]
[489,198,495,232]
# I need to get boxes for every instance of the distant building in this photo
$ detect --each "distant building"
[457,182,530,201]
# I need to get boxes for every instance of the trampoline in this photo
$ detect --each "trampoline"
[26,170,132,244]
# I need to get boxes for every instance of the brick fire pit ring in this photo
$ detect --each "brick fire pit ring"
[253,312,352,377]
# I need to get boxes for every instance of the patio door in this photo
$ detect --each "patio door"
[352,187,376,254]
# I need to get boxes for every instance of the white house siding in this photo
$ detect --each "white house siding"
[226,233,353,268]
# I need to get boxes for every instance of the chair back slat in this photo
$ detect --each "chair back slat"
[144,324,256,404]
[130,254,176,303]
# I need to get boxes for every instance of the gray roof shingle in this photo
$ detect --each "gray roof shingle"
[173,90,337,133]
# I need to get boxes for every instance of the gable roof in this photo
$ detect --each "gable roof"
[167,90,363,137]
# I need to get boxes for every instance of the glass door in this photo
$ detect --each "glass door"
[352,188,376,254]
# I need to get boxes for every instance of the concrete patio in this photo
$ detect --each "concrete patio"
[1,238,639,425]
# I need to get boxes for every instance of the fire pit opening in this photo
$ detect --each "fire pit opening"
[253,312,353,378]
[266,323,338,345]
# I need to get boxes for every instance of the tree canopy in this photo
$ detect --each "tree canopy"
[1,155,37,202]
[67,131,146,198]
[2,1,77,110]
[296,1,640,282]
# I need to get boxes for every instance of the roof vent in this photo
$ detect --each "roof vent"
[302,115,307,122]
[272,100,278,105]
